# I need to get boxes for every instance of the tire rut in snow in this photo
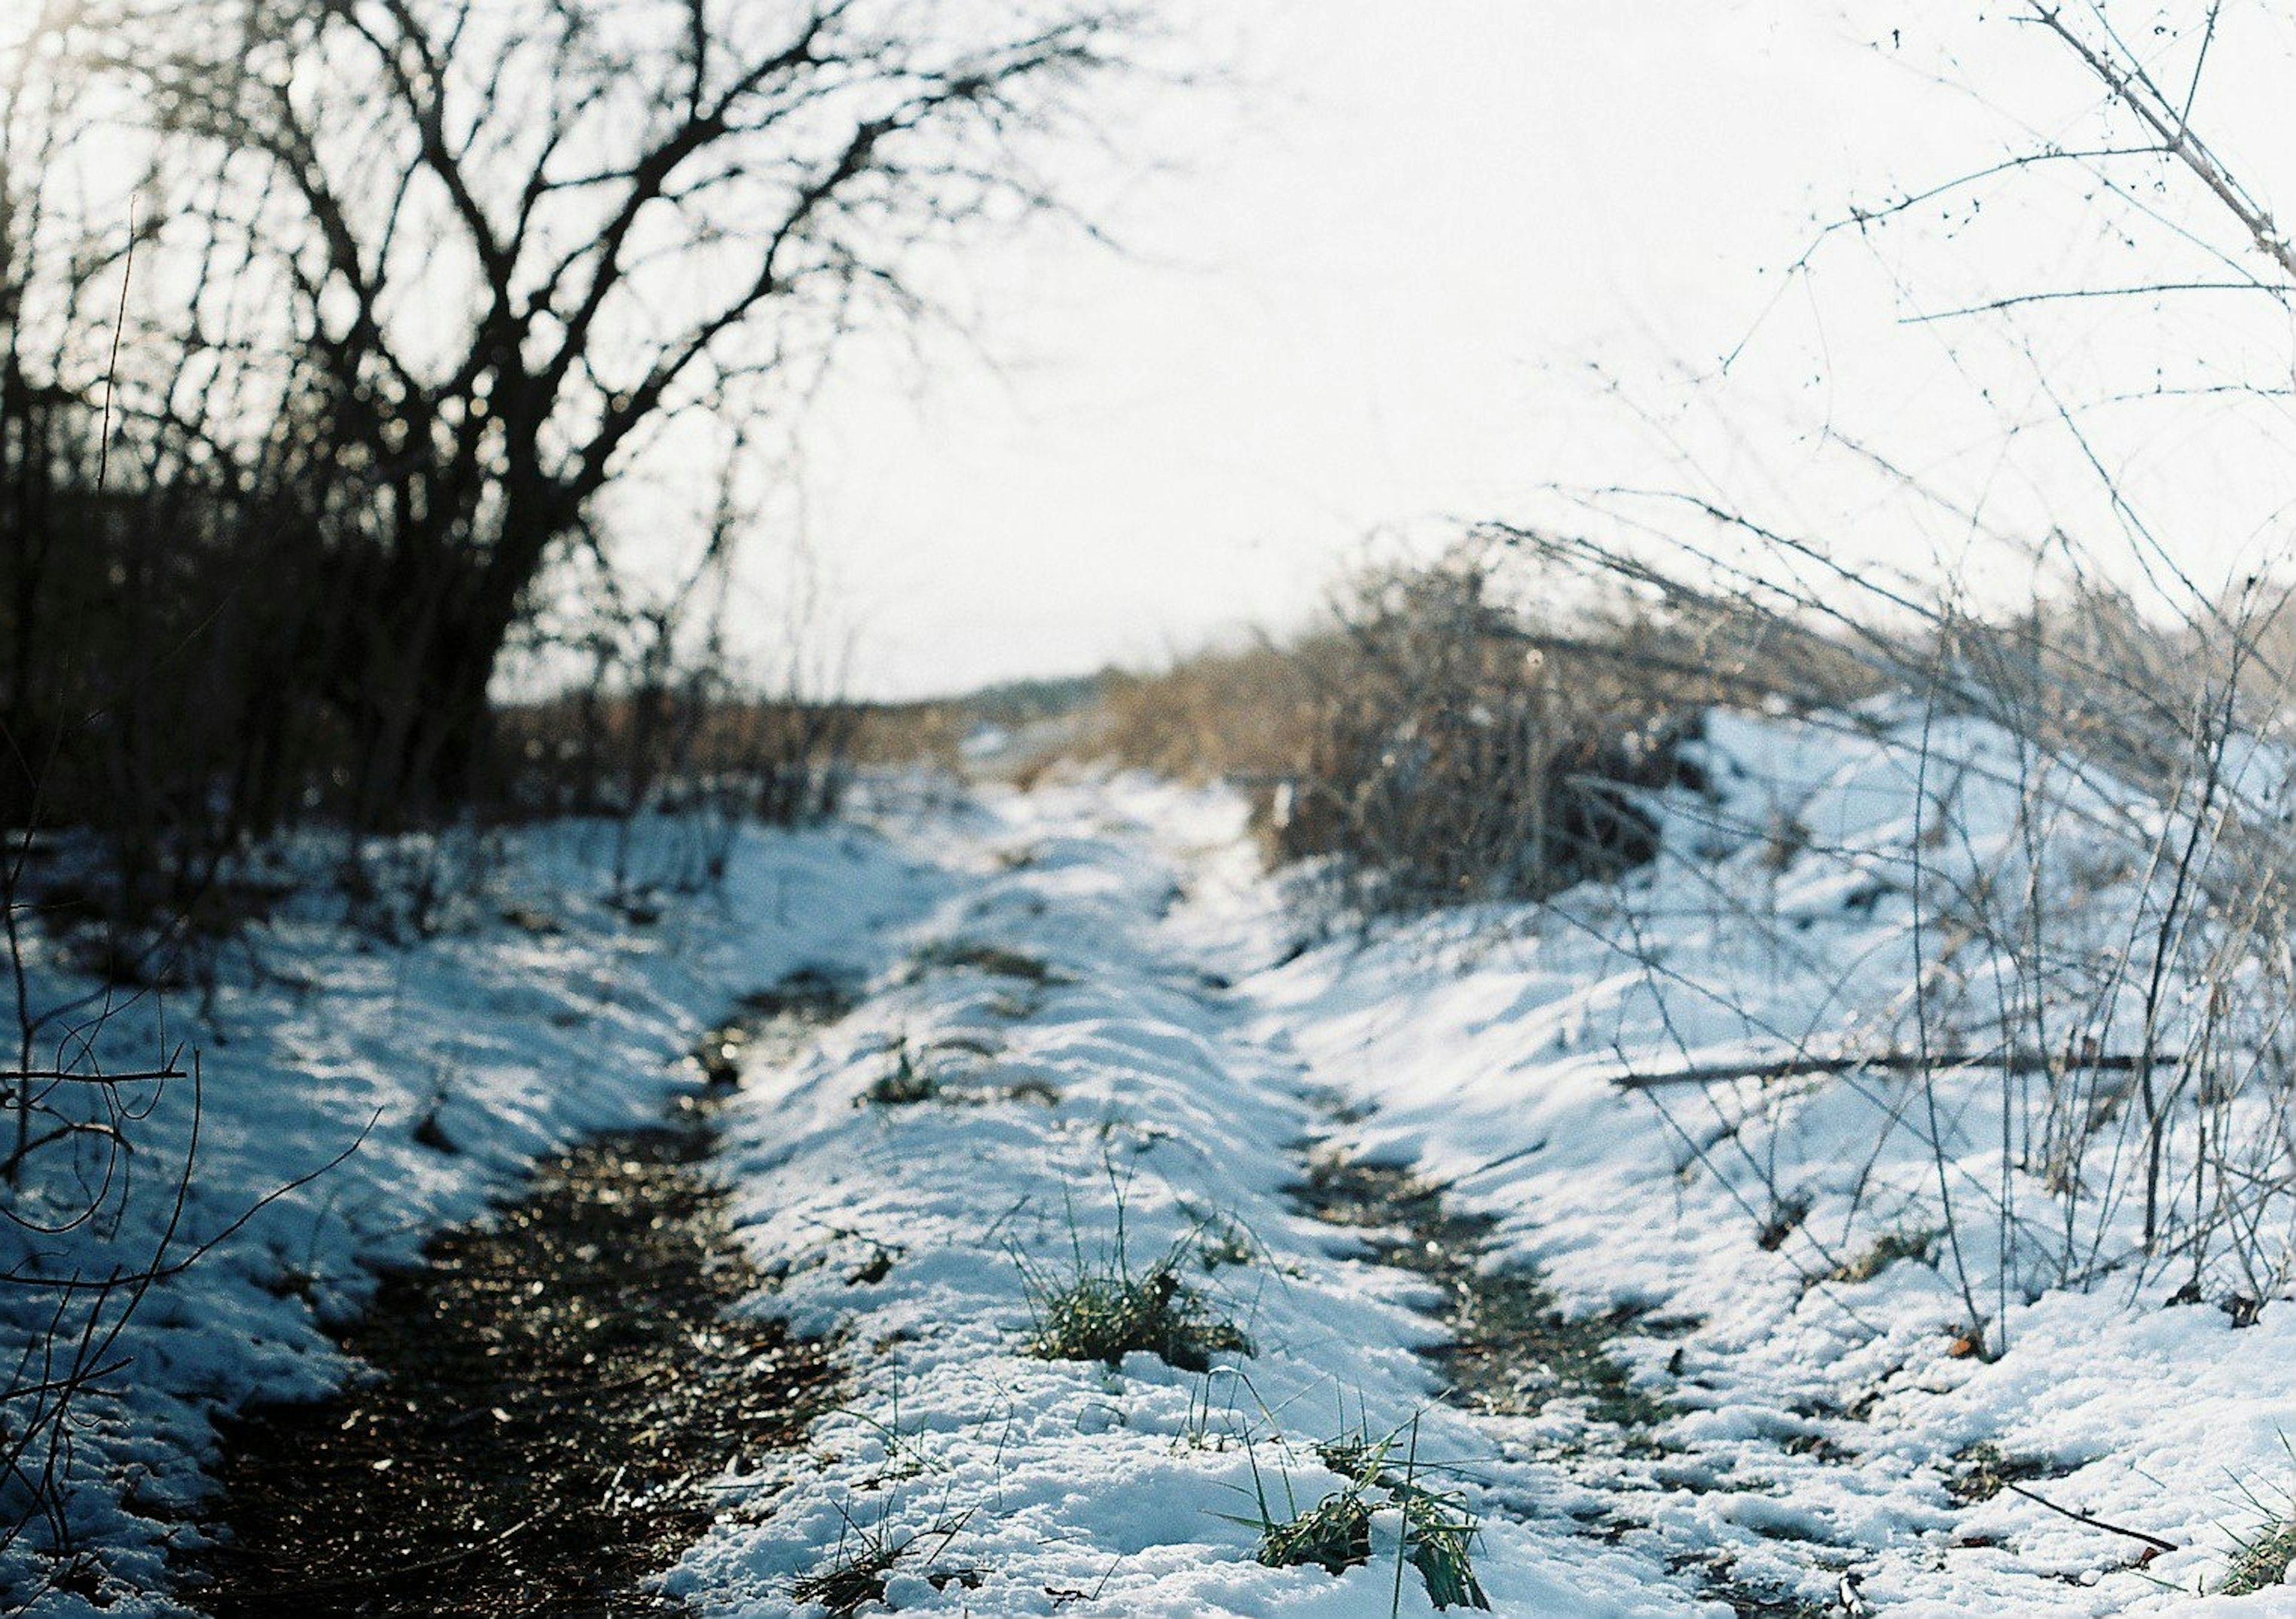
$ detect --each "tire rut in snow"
[190,976,853,1618]
[1286,1149,1683,1431]
[1288,1141,1847,1619]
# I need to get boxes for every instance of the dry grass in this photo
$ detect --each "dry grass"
[1498,516,2296,1316]
[845,701,974,772]
[1077,545,1832,909]
[1090,639,1335,785]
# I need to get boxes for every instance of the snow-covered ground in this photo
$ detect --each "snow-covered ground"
[664,748,2296,1618]
[0,814,951,1614]
[12,708,2296,1616]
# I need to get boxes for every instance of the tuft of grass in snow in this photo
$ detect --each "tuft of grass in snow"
[912,938,1071,985]
[1194,1211,1257,1270]
[2222,1521,2296,1597]
[789,1532,903,1617]
[1826,1225,1941,1284]
[860,1039,938,1107]
[790,1512,975,1616]
[1946,1441,2056,1504]
[1754,1191,1812,1253]
[1245,1423,1491,1611]
[1256,1488,1373,1575]
[2219,1446,2296,1596]
[1021,1254,1251,1373]
[1397,1480,1490,1613]
[1018,1182,1253,1372]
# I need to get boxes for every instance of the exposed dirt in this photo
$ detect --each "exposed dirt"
[1286,1151,1678,1429]
[189,976,853,1617]
[1287,1145,1849,1619]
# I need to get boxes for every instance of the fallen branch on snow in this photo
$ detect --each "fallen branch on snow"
[1612,1049,2181,1091]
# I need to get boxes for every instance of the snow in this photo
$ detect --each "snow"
[11,708,2296,1615]
[0,815,945,1615]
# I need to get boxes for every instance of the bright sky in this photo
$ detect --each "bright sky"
[721,1,2296,699]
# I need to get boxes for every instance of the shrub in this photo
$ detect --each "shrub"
[1271,549,1702,909]
[1085,545,1754,912]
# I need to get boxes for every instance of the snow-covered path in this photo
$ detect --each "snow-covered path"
[21,752,2296,1616]
[673,769,2296,1618]
[671,780,1710,1618]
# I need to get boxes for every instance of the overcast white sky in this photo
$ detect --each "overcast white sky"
[704,2,2296,699]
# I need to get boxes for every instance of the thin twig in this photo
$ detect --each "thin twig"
[2000,1479,2178,1556]
[1611,1049,2181,1092]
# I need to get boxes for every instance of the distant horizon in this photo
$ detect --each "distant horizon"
[732,1,2296,702]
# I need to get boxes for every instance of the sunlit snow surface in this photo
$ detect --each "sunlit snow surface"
[13,714,2296,1615]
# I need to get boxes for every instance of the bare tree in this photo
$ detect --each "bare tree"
[66,0,1141,822]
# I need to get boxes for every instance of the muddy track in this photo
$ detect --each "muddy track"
[1287,1140,1840,1619]
[1287,1152,1681,1431]
[187,975,852,1618]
